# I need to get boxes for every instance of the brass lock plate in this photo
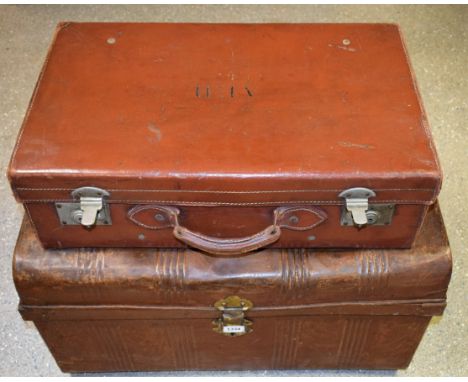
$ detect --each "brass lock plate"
[212,296,253,337]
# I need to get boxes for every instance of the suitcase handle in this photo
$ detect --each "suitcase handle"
[128,205,327,256]
[175,222,281,256]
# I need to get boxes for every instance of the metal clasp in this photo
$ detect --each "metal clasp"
[212,296,253,337]
[55,187,112,227]
[339,187,375,225]
[339,187,395,226]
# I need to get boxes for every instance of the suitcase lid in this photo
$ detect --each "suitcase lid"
[14,204,451,318]
[9,23,441,205]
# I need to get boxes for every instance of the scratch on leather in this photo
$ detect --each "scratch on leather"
[147,122,162,142]
[338,141,375,150]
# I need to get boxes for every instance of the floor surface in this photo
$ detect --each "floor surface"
[0,5,466,377]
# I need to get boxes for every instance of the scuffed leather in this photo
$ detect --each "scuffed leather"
[7,23,442,249]
[14,204,451,307]
[13,204,451,372]
[128,205,327,255]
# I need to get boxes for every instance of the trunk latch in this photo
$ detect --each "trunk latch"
[213,296,253,337]
[339,187,395,226]
[55,187,112,227]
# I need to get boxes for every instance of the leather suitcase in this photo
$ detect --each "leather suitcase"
[14,204,451,372]
[8,23,441,253]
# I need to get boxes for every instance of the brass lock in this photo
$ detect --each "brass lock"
[212,296,253,337]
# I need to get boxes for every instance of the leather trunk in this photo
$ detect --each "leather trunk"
[14,204,451,372]
[8,23,442,253]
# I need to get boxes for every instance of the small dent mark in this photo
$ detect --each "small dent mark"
[328,38,357,52]
[245,87,253,97]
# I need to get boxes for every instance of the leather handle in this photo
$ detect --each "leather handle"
[128,205,327,256]
[173,224,281,255]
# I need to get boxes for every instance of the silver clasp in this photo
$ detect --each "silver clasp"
[339,187,395,226]
[339,187,376,226]
[55,187,111,227]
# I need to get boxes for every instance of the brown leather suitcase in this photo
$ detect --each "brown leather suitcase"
[8,23,441,253]
[14,204,451,372]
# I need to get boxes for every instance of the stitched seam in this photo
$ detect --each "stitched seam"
[128,206,174,230]
[10,25,441,204]
[129,205,327,231]
[20,199,431,205]
[9,24,63,171]
[181,226,274,243]
[23,204,40,237]
[278,207,327,230]
[281,222,325,230]
[412,204,430,244]
[397,25,442,202]
[15,187,436,193]
[129,220,172,230]
[279,206,327,218]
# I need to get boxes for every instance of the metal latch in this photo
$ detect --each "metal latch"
[55,187,112,227]
[339,187,395,226]
[212,296,253,337]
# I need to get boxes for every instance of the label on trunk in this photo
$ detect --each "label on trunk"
[223,325,245,334]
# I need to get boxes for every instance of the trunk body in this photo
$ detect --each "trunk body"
[14,204,451,372]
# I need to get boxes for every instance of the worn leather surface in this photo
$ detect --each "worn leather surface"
[129,204,327,255]
[13,204,451,372]
[8,23,442,249]
[14,203,451,308]
[25,201,427,249]
[32,316,432,371]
